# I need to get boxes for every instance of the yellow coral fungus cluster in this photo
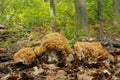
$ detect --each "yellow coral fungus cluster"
[34,33,71,56]
[74,42,109,60]
[13,32,112,66]
[13,48,36,65]
[13,33,72,65]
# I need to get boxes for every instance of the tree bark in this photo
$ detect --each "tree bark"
[50,0,56,31]
[97,0,103,22]
[113,0,120,25]
[97,0,104,40]
[50,0,56,17]
[74,0,89,36]
[43,0,48,2]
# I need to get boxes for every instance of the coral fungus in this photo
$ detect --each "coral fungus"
[13,48,36,66]
[34,33,71,56]
[74,42,109,60]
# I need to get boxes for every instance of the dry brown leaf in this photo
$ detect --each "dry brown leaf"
[42,64,59,70]
[33,66,44,75]
[77,73,93,80]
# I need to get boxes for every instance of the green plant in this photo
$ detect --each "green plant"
[4,40,11,47]
[63,27,76,48]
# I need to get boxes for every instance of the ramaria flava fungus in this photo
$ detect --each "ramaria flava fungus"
[13,48,36,66]
[74,42,109,60]
[34,33,72,56]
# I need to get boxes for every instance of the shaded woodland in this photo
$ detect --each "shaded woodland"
[0,0,120,80]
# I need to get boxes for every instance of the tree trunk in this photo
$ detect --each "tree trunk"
[113,0,120,26]
[43,0,48,2]
[97,0,104,40]
[50,0,56,31]
[74,0,89,37]
[97,0,103,22]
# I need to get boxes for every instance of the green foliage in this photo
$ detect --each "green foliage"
[4,40,11,47]
[0,0,76,27]
[0,0,119,48]
[0,0,114,28]
[63,27,75,48]
[87,0,98,24]
[87,0,113,24]
[103,0,113,23]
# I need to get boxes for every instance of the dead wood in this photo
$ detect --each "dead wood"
[101,41,120,48]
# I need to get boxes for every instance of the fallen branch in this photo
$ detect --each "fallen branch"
[101,41,120,48]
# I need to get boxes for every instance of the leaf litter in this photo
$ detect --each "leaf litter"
[0,33,120,80]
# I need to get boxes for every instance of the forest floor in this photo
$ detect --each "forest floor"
[0,27,120,80]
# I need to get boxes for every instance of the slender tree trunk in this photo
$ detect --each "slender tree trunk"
[50,0,56,31]
[113,0,120,26]
[50,0,56,17]
[74,0,89,37]
[97,0,104,40]
[97,0,103,22]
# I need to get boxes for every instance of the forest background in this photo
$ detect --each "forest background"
[0,0,120,48]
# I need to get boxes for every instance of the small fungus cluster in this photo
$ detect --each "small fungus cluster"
[13,48,36,66]
[74,42,109,62]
